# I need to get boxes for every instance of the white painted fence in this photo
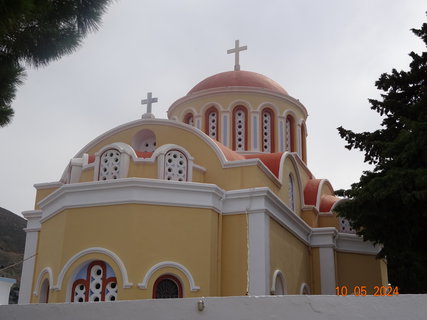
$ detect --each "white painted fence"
[1,295,426,320]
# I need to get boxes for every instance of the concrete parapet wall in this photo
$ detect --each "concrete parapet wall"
[1,295,426,320]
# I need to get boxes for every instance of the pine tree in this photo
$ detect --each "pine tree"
[0,0,112,126]
[336,18,427,293]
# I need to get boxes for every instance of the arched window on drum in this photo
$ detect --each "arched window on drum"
[232,105,248,151]
[183,112,194,126]
[71,261,118,303]
[261,108,275,152]
[205,106,219,140]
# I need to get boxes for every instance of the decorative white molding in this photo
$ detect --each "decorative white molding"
[316,179,335,209]
[335,233,380,255]
[271,270,287,295]
[138,261,200,292]
[34,182,63,190]
[33,267,53,296]
[54,247,133,291]
[37,179,224,223]
[300,282,311,295]
[310,228,337,248]
[33,179,378,257]
[154,144,194,182]
[93,142,136,181]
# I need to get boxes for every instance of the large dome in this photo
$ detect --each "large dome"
[187,70,288,96]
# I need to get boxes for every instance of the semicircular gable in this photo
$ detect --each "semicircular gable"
[61,119,236,182]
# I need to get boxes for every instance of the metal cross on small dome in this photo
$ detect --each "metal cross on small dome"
[141,92,158,119]
[227,40,247,71]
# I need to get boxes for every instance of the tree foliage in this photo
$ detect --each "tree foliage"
[0,0,112,126]
[335,18,427,293]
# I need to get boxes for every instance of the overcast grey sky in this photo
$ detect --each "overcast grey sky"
[1,0,426,217]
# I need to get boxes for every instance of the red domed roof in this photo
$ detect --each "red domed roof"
[187,70,288,96]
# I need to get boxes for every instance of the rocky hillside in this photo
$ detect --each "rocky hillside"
[0,207,26,304]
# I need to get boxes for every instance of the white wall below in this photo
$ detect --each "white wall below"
[1,295,426,320]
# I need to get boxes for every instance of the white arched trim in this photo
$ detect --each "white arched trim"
[200,101,224,114]
[53,247,133,291]
[228,99,252,110]
[277,152,305,208]
[256,102,280,115]
[33,267,53,296]
[95,142,137,158]
[316,179,335,208]
[138,261,200,292]
[282,110,298,119]
[300,282,311,295]
[270,270,287,295]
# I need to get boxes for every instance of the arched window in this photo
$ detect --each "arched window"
[286,115,295,152]
[164,149,188,181]
[71,261,118,303]
[289,174,295,211]
[184,112,194,126]
[232,106,248,151]
[205,106,219,140]
[153,275,183,299]
[99,149,121,181]
[261,108,275,152]
[39,279,49,303]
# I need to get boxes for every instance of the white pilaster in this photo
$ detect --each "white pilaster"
[19,210,42,304]
[248,212,270,295]
[319,247,336,294]
[222,112,230,147]
[251,112,259,151]
[278,118,285,152]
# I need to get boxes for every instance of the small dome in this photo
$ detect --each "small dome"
[187,70,288,96]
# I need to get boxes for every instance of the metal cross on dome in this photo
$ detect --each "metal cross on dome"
[141,92,158,118]
[227,40,247,71]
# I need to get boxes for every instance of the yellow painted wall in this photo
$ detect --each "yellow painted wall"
[31,204,220,302]
[221,214,248,296]
[336,252,388,294]
[34,187,60,209]
[269,218,311,294]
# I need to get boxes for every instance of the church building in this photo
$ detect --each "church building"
[19,41,387,304]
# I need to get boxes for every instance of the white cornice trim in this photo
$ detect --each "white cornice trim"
[34,178,378,255]
[37,179,224,222]
[138,261,200,292]
[310,228,337,248]
[54,247,133,291]
[335,233,380,255]
[168,87,308,118]
[34,182,63,190]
